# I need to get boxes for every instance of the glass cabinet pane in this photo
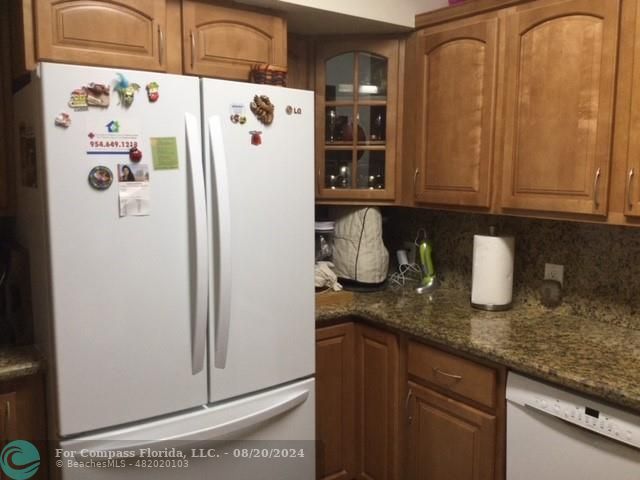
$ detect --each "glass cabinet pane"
[357,106,386,143]
[358,53,387,100]
[325,106,354,143]
[326,53,355,101]
[356,150,385,189]
[325,150,353,188]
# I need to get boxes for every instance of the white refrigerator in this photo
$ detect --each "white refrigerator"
[14,63,314,479]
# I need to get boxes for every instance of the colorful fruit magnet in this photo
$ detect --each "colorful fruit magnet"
[88,166,113,190]
[249,131,262,146]
[129,147,143,162]
[54,112,71,128]
[250,95,274,125]
[114,73,141,108]
[146,82,159,102]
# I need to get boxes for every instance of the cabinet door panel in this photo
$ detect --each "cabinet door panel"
[183,2,286,80]
[408,382,496,480]
[356,325,400,480]
[316,323,356,480]
[35,0,167,71]
[501,0,619,215]
[415,18,498,207]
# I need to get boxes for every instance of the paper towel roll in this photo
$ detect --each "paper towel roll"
[471,234,515,310]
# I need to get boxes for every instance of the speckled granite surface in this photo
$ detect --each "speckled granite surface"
[0,345,42,381]
[317,287,640,413]
[381,208,640,330]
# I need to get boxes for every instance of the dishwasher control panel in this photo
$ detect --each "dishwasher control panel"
[507,372,640,450]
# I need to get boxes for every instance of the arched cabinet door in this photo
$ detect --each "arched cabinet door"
[500,0,620,215]
[36,0,170,71]
[414,16,499,208]
[182,2,286,80]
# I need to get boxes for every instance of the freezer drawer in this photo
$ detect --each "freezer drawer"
[57,378,315,479]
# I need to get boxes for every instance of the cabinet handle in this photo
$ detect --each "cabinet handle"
[413,168,420,192]
[5,401,9,437]
[317,168,321,192]
[433,367,463,381]
[627,168,635,209]
[405,388,413,424]
[158,26,164,64]
[190,31,196,68]
[593,167,601,209]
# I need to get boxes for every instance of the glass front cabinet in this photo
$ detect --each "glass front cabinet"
[315,39,400,201]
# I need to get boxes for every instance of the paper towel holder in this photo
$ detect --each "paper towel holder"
[470,225,514,311]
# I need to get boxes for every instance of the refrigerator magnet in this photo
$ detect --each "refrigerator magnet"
[229,104,246,124]
[146,82,159,102]
[88,166,113,190]
[68,88,89,110]
[250,95,274,125]
[54,112,71,128]
[129,147,143,162]
[249,131,262,146]
[114,73,141,108]
[85,83,110,107]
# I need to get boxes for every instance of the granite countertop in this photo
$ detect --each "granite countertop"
[0,345,43,381]
[316,287,640,413]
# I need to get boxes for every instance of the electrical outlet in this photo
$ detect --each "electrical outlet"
[544,263,564,286]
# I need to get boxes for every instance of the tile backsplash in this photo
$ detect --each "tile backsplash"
[383,207,640,329]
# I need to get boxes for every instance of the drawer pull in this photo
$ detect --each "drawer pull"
[190,31,196,68]
[433,367,462,381]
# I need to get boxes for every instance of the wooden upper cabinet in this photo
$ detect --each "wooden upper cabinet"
[34,0,175,72]
[623,0,640,217]
[182,1,287,80]
[315,39,400,202]
[414,16,498,208]
[500,0,620,216]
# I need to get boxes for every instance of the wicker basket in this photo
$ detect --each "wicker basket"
[249,64,287,86]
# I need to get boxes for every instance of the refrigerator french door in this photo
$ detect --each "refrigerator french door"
[15,63,208,437]
[14,63,315,478]
[201,78,314,403]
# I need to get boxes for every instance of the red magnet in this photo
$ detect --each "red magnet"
[146,82,159,102]
[249,131,262,146]
[129,147,143,162]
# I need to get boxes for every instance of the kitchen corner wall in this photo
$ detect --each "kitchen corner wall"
[382,207,640,330]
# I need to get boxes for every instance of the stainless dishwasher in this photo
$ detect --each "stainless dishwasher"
[506,372,640,479]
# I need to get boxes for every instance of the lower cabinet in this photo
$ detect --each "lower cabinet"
[407,381,496,480]
[316,322,356,479]
[0,374,48,479]
[316,322,505,480]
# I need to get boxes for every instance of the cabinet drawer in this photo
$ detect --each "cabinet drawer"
[408,342,497,409]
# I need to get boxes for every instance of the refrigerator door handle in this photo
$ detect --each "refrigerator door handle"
[67,389,310,455]
[208,116,232,369]
[186,113,208,374]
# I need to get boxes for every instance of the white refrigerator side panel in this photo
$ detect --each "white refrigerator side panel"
[202,80,314,402]
[36,63,207,436]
